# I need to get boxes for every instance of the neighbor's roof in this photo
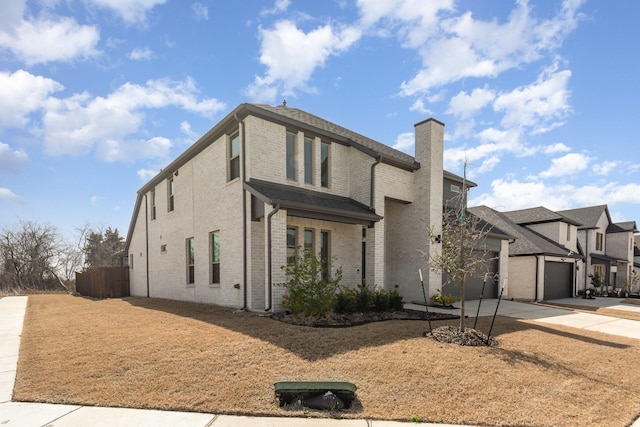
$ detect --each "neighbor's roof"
[557,205,611,229]
[503,206,582,226]
[607,221,638,233]
[468,206,581,258]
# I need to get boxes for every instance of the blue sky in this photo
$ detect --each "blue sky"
[1,0,639,241]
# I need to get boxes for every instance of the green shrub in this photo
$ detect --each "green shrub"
[276,252,342,317]
[430,289,458,306]
[335,283,404,314]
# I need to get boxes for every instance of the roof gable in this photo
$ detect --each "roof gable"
[469,206,580,257]
[557,205,611,229]
[504,206,581,226]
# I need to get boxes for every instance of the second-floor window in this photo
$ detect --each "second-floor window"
[304,137,314,184]
[167,177,174,212]
[150,188,156,220]
[321,142,329,188]
[229,133,240,181]
[286,132,296,181]
[596,232,603,251]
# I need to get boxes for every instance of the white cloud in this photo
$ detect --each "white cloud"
[592,160,618,176]
[0,70,63,128]
[0,14,99,65]
[86,0,167,24]
[448,86,495,118]
[41,77,225,159]
[382,0,585,96]
[180,121,199,140]
[0,187,25,204]
[471,178,640,214]
[470,178,575,211]
[96,136,171,162]
[261,0,291,15]
[543,142,571,154]
[409,99,430,114]
[0,142,29,174]
[245,20,362,102]
[391,132,414,153]
[192,2,209,21]
[137,168,158,181]
[494,64,572,131]
[129,47,153,60]
[538,152,591,178]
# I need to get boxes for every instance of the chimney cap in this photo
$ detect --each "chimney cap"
[414,117,445,128]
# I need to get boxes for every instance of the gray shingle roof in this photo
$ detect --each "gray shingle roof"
[504,206,582,226]
[557,205,610,229]
[469,206,580,257]
[245,179,382,226]
[607,221,638,233]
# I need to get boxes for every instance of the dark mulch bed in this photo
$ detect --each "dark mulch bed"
[271,309,458,327]
[428,325,499,346]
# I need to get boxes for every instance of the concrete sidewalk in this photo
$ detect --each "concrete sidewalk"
[2,295,639,426]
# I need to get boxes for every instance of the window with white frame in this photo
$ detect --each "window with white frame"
[150,188,156,220]
[596,232,603,251]
[167,177,175,212]
[287,227,297,265]
[320,142,329,188]
[286,132,296,181]
[210,231,220,284]
[304,137,314,184]
[320,230,330,279]
[304,228,314,256]
[186,238,195,284]
[229,132,240,181]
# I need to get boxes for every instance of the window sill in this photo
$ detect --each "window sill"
[186,284,195,288]
[209,283,221,288]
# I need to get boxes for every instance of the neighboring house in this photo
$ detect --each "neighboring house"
[125,103,447,311]
[558,205,637,293]
[468,206,581,301]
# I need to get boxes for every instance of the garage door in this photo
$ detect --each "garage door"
[443,253,499,300]
[544,261,573,300]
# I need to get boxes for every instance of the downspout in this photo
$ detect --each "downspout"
[234,113,248,310]
[584,232,589,290]
[144,193,150,298]
[265,204,280,312]
[369,156,382,210]
[535,255,539,302]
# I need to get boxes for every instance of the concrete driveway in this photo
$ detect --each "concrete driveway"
[406,296,640,340]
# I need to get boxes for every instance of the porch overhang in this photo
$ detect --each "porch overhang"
[590,253,628,265]
[245,179,382,227]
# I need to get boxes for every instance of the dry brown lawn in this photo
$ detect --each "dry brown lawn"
[14,295,640,427]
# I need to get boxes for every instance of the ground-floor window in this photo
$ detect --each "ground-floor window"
[186,237,195,284]
[320,230,330,279]
[287,227,297,266]
[210,231,220,284]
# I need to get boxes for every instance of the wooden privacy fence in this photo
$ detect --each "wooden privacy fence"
[75,267,130,299]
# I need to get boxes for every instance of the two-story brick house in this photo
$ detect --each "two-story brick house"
[559,205,637,293]
[125,103,447,311]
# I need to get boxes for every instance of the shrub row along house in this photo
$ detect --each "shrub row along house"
[125,103,455,311]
